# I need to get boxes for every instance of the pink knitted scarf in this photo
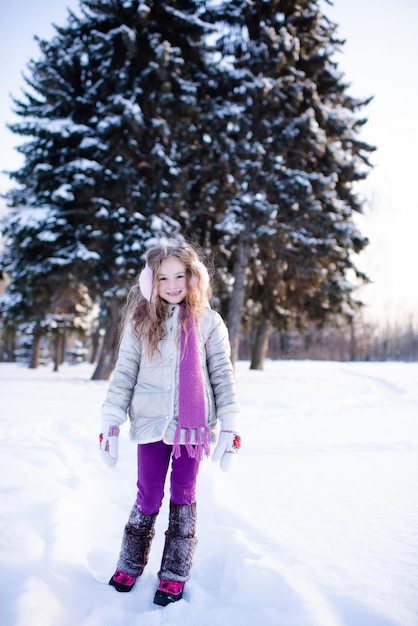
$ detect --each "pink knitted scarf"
[173,307,211,461]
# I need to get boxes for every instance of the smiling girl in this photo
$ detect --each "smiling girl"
[99,240,241,606]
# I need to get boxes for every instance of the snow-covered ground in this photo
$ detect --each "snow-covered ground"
[1,359,417,626]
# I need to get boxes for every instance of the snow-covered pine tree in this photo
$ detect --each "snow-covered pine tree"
[201,0,375,367]
[248,2,374,369]
[1,0,216,377]
[1,0,375,374]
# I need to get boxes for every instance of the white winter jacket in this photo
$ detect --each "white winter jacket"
[101,304,240,445]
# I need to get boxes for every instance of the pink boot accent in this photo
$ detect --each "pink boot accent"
[158,580,184,594]
[109,568,137,592]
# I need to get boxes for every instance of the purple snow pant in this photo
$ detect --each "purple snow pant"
[135,441,201,516]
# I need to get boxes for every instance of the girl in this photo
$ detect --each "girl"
[99,240,241,606]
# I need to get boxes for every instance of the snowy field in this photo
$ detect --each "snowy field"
[1,358,417,626]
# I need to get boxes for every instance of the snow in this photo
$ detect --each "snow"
[1,359,417,626]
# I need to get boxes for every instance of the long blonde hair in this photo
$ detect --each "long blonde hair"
[121,240,212,356]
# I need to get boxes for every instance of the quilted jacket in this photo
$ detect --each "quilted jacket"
[101,304,240,445]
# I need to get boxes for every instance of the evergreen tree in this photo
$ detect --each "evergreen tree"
[1,0,216,377]
[0,0,375,375]
[200,0,374,366]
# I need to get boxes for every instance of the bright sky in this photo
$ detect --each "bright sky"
[0,0,417,326]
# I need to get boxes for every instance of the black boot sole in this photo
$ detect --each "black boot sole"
[153,589,183,606]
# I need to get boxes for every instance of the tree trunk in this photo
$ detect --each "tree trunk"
[3,333,16,362]
[90,326,102,363]
[250,318,272,370]
[29,325,42,369]
[227,232,250,366]
[61,329,67,364]
[350,320,356,361]
[92,299,122,380]
[53,330,64,372]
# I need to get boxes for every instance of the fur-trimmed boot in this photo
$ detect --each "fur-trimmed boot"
[109,504,158,592]
[154,501,197,606]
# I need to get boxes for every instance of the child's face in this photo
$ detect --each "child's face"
[157,256,188,304]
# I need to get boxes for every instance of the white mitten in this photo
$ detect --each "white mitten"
[212,430,241,472]
[99,424,120,467]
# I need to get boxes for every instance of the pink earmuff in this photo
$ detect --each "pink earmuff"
[139,265,154,301]
[191,260,210,292]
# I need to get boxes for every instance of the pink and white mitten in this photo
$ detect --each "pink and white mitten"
[212,430,241,472]
[99,425,120,467]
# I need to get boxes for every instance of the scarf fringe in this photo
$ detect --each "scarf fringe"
[173,425,211,461]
